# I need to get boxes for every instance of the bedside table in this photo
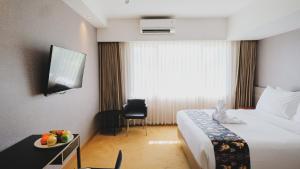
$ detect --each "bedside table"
[97,110,122,135]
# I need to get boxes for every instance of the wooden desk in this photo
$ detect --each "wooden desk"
[0,134,81,169]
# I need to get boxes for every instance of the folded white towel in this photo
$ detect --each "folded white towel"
[212,100,244,124]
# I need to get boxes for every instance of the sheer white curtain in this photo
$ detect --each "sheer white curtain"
[120,41,239,125]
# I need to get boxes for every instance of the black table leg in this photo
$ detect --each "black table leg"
[77,145,81,169]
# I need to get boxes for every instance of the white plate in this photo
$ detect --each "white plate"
[34,135,74,149]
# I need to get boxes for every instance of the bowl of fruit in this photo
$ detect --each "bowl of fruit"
[34,130,74,148]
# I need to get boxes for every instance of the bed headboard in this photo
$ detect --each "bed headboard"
[254,86,265,105]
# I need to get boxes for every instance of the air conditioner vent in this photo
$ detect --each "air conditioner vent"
[142,29,172,34]
[140,19,175,35]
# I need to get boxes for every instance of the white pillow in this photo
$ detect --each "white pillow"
[292,105,300,122]
[256,86,300,119]
[275,87,300,120]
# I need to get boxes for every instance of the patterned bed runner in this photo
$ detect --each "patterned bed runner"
[186,111,251,169]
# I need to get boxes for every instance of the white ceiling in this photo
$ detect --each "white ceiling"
[84,0,253,19]
[62,0,300,40]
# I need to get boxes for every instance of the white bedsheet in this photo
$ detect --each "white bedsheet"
[177,109,300,169]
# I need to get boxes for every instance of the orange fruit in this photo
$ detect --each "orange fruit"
[42,133,50,138]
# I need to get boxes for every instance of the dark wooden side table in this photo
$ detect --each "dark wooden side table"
[0,134,81,169]
[97,110,122,135]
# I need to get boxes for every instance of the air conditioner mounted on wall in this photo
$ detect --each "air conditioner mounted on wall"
[140,19,176,34]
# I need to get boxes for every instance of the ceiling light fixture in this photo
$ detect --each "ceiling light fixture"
[125,0,129,4]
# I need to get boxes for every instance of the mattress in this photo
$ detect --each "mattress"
[177,109,300,169]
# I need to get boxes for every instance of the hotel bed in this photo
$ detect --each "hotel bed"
[177,109,300,169]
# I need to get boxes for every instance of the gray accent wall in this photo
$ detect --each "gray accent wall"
[0,0,99,151]
[256,29,300,91]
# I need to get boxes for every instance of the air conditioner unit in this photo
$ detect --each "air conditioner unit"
[140,19,176,34]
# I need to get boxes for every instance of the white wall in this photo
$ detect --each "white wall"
[228,0,300,40]
[0,0,99,151]
[256,29,300,91]
[97,18,227,42]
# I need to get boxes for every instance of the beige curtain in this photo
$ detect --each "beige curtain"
[99,42,123,111]
[235,41,258,109]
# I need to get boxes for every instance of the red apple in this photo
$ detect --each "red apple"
[56,130,64,136]
[41,135,49,145]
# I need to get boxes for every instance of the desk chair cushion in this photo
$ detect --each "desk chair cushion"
[123,113,146,119]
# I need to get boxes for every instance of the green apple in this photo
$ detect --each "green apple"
[61,134,70,143]
[62,130,72,136]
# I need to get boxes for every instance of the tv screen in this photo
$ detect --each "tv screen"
[44,45,86,95]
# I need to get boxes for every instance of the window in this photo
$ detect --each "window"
[120,41,239,124]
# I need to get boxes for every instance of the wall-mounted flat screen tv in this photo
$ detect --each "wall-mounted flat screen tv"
[44,45,86,96]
